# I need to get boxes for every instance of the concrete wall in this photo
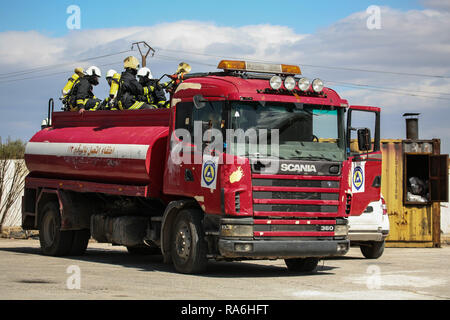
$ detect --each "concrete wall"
[0,160,26,228]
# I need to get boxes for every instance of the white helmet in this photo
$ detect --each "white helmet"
[85,66,102,77]
[106,69,117,79]
[137,67,153,80]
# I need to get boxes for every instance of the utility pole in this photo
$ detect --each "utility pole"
[131,41,155,68]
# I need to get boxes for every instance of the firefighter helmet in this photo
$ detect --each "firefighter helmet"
[176,62,191,74]
[123,56,140,70]
[106,69,117,79]
[137,67,153,80]
[85,66,102,77]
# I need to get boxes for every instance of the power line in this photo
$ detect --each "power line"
[152,53,217,68]
[302,64,450,79]
[0,61,123,84]
[0,49,133,79]
[152,51,450,100]
[326,80,450,101]
[0,53,212,84]
[1,45,449,102]
[154,46,450,79]
[325,79,450,97]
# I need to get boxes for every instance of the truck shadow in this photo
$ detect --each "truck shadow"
[323,255,366,261]
[0,245,339,278]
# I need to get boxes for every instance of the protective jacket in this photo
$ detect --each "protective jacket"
[141,79,167,108]
[74,76,101,111]
[118,69,147,110]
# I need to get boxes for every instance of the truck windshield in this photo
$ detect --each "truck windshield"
[228,101,345,161]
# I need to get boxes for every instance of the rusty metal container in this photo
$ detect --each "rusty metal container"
[381,139,446,247]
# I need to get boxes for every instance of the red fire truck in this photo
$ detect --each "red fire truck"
[22,60,382,274]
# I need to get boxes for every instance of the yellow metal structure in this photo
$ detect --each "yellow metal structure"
[349,139,443,247]
[380,140,441,247]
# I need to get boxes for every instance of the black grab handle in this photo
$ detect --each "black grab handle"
[48,98,54,127]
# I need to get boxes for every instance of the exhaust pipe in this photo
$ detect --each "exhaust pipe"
[403,113,420,140]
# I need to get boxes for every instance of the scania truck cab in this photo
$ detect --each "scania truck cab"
[22,60,382,274]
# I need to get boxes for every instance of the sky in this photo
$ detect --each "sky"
[0,0,449,153]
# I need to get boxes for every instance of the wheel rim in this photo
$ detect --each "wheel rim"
[42,212,56,246]
[175,222,192,262]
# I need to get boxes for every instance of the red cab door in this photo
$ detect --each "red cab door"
[346,105,382,215]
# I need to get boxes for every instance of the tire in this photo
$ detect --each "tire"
[285,257,320,273]
[170,209,207,274]
[39,202,74,256]
[126,246,161,255]
[360,241,385,259]
[69,229,90,256]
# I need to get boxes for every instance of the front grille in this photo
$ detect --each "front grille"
[253,178,339,189]
[253,191,339,201]
[253,204,338,213]
[252,174,341,219]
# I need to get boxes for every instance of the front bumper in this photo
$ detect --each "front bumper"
[348,230,389,242]
[218,238,349,259]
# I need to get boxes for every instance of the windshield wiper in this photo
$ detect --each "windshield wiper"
[288,156,334,162]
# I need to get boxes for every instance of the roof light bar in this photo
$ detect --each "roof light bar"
[218,60,301,75]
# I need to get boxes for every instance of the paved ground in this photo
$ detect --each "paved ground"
[0,238,448,300]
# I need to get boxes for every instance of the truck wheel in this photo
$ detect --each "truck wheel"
[69,229,90,256]
[39,202,74,256]
[285,257,319,273]
[170,209,207,274]
[360,241,385,259]
[127,246,161,255]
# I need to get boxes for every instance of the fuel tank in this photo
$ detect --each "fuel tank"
[25,109,170,195]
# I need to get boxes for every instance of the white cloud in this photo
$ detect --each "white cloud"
[422,0,450,12]
[0,31,65,67]
[0,8,449,152]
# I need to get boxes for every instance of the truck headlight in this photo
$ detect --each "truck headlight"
[334,225,349,237]
[269,76,282,90]
[284,76,296,91]
[298,77,310,91]
[220,224,253,237]
[312,78,324,93]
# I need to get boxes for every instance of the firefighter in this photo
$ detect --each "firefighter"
[98,69,118,110]
[117,56,154,110]
[160,62,191,107]
[105,69,117,86]
[136,67,167,108]
[61,67,84,111]
[74,66,102,114]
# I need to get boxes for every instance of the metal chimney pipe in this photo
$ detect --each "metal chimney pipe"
[403,113,420,140]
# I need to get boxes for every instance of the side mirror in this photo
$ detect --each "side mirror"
[357,128,372,151]
[193,94,206,109]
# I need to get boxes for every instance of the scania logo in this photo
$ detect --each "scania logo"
[281,163,317,173]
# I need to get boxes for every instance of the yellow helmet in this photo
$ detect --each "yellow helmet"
[74,67,84,77]
[176,62,191,74]
[123,56,140,70]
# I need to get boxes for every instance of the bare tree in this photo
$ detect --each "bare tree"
[0,137,27,231]
[0,160,27,229]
